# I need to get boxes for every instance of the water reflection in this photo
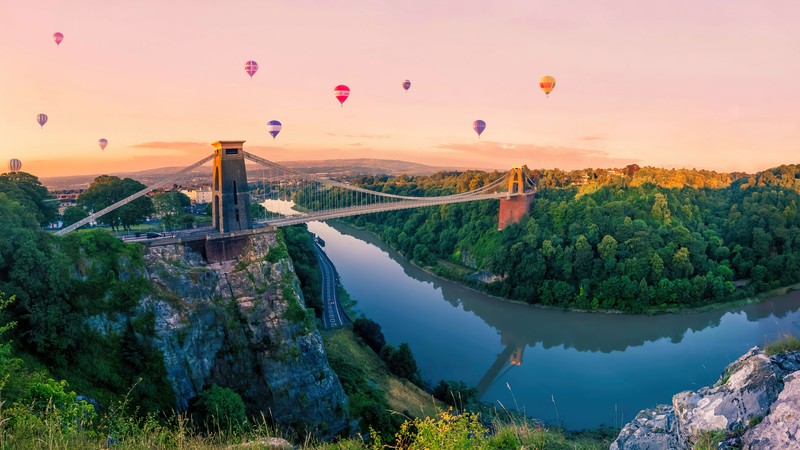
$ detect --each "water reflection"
[311,220,800,429]
[325,221,800,354]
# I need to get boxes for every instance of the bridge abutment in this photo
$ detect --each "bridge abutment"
[498,193,534,230]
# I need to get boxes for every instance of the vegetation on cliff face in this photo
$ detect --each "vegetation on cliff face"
[0,191,173,413]
[335,165,800,311]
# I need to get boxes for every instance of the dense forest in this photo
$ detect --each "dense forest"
[332,164,800,312]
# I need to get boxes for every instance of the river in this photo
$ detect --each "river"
[264,201,800,430]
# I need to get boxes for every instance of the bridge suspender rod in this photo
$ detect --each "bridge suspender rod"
[55,153,216,236]
[243,151,511,202]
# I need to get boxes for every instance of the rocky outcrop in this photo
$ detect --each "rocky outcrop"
[612,348,800,450]
[141,231,348,437]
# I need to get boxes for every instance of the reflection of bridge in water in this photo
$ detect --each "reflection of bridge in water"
[323,222,800,398]
[57,140,537,236]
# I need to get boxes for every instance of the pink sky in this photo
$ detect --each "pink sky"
[1,0,799,178]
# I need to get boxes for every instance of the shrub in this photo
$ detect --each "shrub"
[195,384,247,432]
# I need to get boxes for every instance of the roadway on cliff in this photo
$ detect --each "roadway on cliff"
[315,241,349,329]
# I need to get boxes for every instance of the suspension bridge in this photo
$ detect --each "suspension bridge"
[56,141,536,237]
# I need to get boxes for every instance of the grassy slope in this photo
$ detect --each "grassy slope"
[321,328,441,419]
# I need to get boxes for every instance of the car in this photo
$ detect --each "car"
[146,232,162,238]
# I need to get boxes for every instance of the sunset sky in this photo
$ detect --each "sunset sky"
[1,1,799,178]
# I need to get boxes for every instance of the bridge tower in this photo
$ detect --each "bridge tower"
[498,166,534,231]
[211,140,253,233]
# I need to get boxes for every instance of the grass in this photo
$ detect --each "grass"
[764,333,800,356]
[321,328,440,419]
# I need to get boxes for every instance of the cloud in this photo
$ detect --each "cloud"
[344,133,391,139]
[576,134,606,141]
[131,141,213,153]
[433,141,639,170]
[348,142,363,147]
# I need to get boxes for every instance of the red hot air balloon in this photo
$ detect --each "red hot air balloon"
[334,85,350,106]
[98,139,108,151]
[8,159,22,173]
[402,80,411,92]
[37,114,48,128]
[473,119,486,138]
[53,32,64,46]
[244,60,258,78]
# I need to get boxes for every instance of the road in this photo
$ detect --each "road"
[315,241,349,329]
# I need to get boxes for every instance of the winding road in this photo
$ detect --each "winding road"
[315,241,349,329]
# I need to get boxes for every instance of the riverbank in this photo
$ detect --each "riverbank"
[333,219,800,317]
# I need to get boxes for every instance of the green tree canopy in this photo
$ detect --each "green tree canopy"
[0,172,58,226]
[78,175,154,231]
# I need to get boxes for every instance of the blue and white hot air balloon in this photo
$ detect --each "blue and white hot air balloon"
[267,120,282,139]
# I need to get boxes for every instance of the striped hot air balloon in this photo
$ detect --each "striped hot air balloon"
[267,120,282,139]
[53,32,64,46]
[402,79,411,92]
[334,85,350,106]
[473,119,486,138]
[245,60,258,78]
[8,158,22,173]
[539,75,556,97]
[37,113,48,128]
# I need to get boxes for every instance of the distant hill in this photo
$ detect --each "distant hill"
[40,158,469,190]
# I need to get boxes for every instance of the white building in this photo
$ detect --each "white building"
[180,187,213,204]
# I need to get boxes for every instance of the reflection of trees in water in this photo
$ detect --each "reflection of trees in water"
[327,221,800,403]
[328,221,800,354]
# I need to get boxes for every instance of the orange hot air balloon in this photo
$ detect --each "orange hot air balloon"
[539,75,556,97]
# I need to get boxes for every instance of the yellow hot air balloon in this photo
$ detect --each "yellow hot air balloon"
[539,75,556,97]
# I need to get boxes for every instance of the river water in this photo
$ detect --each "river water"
[264,201,800,430]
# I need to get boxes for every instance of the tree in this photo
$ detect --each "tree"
[61,206,89,228]
[352,317,386,354]
[153,192,190,230]
[388,343,419,383]
[0,172,58,226]
[78,175,153,231]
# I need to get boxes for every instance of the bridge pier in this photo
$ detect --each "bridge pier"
[212,141,253,233]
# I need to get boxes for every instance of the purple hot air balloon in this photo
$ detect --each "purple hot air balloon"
[244,60,258,78]
[267,120,282,139]
[98,138,108,151]
[402,79,411,92]
[37,113,48,128]
[473,119,486,138]
[8,158,22,173]
[53,32,64,46]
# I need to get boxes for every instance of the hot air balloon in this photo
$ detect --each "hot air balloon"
[8,159,22,173]
[402,80,411,92]
[244,60,258,78]
[53,32,64,46]
[334,85,350,106]
[539,75,556,97]
[473,120,486,138]
[267,120,282,139]
[98,138,108,151]
[37,114,48,128]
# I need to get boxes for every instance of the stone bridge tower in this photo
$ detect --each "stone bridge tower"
[211,140,252,233]
[498,166,534,230]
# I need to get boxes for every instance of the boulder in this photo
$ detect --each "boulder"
[742,370,800,449]
[610,404,680,450]
[673,347,780,444]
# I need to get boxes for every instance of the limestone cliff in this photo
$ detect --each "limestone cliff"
[140,231,349,437]
[612,348,800,449]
